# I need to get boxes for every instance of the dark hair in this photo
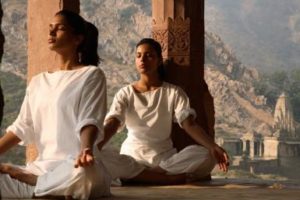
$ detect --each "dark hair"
[136,38,165,80]
[55,10,100,66]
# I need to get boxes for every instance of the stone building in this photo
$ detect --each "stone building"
[217,92,300,173]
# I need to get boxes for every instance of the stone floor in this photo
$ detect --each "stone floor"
[103,178,300,200]
[14,178,300,200]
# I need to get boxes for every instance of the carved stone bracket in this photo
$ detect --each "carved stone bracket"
[152,17,190,66]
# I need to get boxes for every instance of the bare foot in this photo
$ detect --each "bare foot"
[0,163,37,185]
[151,166,167,173]
[123,168,186,185]
[64,196,75,200]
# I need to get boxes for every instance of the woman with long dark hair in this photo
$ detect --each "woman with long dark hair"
[0,10,110,199]
[97,38,229,184]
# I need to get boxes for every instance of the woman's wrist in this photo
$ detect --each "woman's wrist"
[81,147,93,155]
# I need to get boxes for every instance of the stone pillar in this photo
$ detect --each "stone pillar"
[152,0,215,150]
[242,140,246,153]
[250,141,254,158]
[0,1,4,127]
[26,0,80,162]
[258,142,262,156]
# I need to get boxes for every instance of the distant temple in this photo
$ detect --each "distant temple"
[273,93,296,138]
[217,92,300,173]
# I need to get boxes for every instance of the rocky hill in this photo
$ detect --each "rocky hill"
[205,32,274,137]
[80,0,152,102]
[0,0,27,79]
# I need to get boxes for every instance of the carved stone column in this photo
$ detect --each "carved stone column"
[26,0,80,162]
[152,0,215,150]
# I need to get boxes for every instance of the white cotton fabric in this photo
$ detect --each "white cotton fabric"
[105,81,215,176]
[0,173,35,198]
[159,145,216,178]
[35,157,110,199]
[95,145,145,180]
[2,66,111,198]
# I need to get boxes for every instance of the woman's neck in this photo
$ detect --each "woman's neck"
[135,75,163,92]
[56,52,83,71]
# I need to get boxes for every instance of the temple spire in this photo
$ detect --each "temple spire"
[273,92,296,138]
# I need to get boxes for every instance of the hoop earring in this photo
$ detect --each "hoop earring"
[78,52,82,63]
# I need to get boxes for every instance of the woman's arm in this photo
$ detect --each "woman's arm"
[74,69,107,168]
[0,131,21,155]
[0,163,37,186]
[181,115,229,172]
[75,125,98,168]
[97,117,121,150]
[0,132,37,185]
[75,117,121,167]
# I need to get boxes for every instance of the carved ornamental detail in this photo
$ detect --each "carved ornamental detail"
[152,17,190,66]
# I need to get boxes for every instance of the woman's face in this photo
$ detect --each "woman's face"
[135,43,161,76]
[48,15,82,53]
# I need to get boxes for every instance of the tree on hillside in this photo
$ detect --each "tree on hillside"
[254,69,300,123]
[289,69,300,123]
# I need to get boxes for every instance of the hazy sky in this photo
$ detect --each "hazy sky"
[206,0,300,72]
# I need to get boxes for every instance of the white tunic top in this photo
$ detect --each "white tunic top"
[7,66,107,175]
[106,82,196,166]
